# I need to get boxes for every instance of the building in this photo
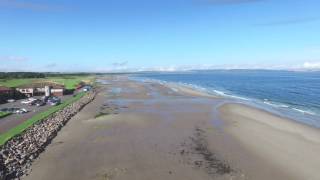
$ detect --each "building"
[16,82,65,97]
[0,86,14,103]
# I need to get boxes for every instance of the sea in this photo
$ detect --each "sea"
[133,70,320,128]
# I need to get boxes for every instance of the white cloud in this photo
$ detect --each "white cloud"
[303,62,320,69]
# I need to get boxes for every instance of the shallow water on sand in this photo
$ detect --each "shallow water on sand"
[134,70,320,128]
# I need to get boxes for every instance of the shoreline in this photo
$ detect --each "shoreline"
[219,103,320,143]
[163,79,320,130]
[221,102,320,131]
[130,77,220,98]
[137,77,320,129]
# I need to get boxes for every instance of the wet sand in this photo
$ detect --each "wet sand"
[23,76,320,180]
[220,103,320,180]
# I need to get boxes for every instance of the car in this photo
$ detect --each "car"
[7,99,16,103]
[28,101,36,106]
[1,108,28,114]
[83,85,92,92]
[47,96,60,103]
[49,98,61,106]
[28,99,41,106]
[0,108,9,112]
[35,100,46,106]
[41,96,50,102]
[21,98,36,104]
[15,108,28,114]
[49,101,60,106]
[21,100,30,104]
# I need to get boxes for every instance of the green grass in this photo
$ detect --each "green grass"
[0,75,95,90]
[0,112,11,118]
[46,76,95,90]
[0,78,34,88]
[0,92,86,146]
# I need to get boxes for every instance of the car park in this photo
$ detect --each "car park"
[0,93,73,134]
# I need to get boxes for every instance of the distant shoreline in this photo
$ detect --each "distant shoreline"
[162,80,319,128]
[131,73,320,129]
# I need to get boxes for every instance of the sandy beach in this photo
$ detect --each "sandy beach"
[22,75,320,180]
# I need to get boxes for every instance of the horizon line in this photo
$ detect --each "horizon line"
[1,68,320,74]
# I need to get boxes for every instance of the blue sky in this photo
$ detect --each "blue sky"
[1,0,320,72]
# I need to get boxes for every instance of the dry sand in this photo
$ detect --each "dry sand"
[22,75,320,180]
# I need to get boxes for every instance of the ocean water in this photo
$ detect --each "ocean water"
[134,70,320,128]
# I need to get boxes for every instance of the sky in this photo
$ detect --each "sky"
[1,0,320,72]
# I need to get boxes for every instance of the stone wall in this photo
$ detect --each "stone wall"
[0,91,96,180]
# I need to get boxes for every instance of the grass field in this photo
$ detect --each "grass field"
[0,92,86,146]
[0,78,34,88]
[46,76,95,90]
[0,112,11,119]
[0,76,95,90]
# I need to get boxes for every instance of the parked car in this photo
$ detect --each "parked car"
[7,99,16,103]
[21,98,36,104]
[41,96,61,106]
[1,108,28,114]
[28,100,36,106]
[35,100,46,106]
[50,101,60,106]
[0,108,9,112]
[47,96,60,103]
[14,108,28,114]
[83,85,92,92]
[41,96,50,102]
[21,100,30,104]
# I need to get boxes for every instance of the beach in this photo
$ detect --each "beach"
[22,75,320,180]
